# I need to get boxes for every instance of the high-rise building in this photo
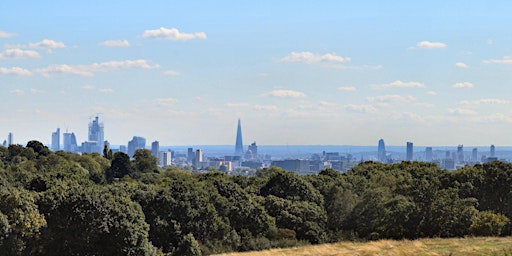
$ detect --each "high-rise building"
[235,119,243,155]
[406,141,413,161]
[472,148,478,162]
[490,144,496,157]
[187,148,195,162]
[425,147,433,162]
[159,151,172,166]
[87,116,104,154]
[51,128,60,151]
[127,136,146,157]
[457,145,464,164]
[63,131,78,152]
[246,141,258,159]
[7,132,13,146]
[151,141,159,158]
[378,139,386,162]
[195,149,203,167]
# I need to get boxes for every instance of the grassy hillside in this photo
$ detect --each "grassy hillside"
[215,237,512,256]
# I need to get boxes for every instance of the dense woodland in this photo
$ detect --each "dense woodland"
[1,141,511,255]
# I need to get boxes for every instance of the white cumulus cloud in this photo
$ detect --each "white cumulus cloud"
[0,48,41,59]
[376,80,425,89]
[281,51,350,64]
[338,86,356,92]
[37,59,160,77]
[100,40,130,47]
[455,62,468,68]
[460,98,509,105]
[344,104,378,114]
[264,89,306,98]
[427,91,437,96]
[448,108,477,115]
[28,39,66,49]
[142,27,207,41]
[10,89,24,95]
[415,41,447,49]
[483,56,512,64]
[0,30,15,38]
[0,67,33,76]
[254,105,278,111]
[453,82,474,89]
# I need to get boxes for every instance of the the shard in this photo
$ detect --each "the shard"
[235,119,243,155]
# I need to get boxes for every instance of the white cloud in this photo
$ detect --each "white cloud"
[100,40,130,47]
[460,98,509,105]
[448,108,478,115]
[483,56,512,64]
[264,89,306,98]
[142,27,207,41]
[82,85,95,90]
[28,39,66,49]
[226,103,251,108]
[281,51,350,64]
[10,89,24,95]
[0,48,41,59]
[453,82,474,89]
[254,105,278,111]
[427,91,437,96]
[337,86,356,92]
[30,88,44,94]
[415,41,447,49]
[344,104,378,114]
[98,88,114,93]
[155,98,178,106]
[37,59,160,77]
[376,80,425,89]
[0,30,15,38]
[164,70,180,76]
[0,67,33,76]
[455,62,468,68]
[367,94,416,105]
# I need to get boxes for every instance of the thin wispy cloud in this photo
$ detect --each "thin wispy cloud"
[483,56,512,64]
[163,70,181,76]
[344,104,378,114]
[455,62,468,68]
[264,89,306,98]
[453,82,474,89]
[427,91,437,96]
[281,51,350,64]
[460,98,509,105]
[0,30,15,38]
[0,67,33,76]
[155,98,179,106]
[28,39,66,49]
[338,86,357,92]
[98,88,114,93]
[375,80,425,89]
[415,41,447,49]
[10,89,24,95]
[448,108,478,115]
[100,40,130,47]
[37,59,160,77]
[0,48,41,59]
[142,27,207,41]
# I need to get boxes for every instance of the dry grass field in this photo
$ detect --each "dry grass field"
[215,237,512,256]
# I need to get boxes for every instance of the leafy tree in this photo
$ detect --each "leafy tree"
[26,140,51,158]
[470,211,510,237]
[107,152,133,183]
[133,149,158,173]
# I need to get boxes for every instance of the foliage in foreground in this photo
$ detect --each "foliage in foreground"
[0,141,512,255]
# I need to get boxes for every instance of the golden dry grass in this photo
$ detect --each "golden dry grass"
[214,237,512,256]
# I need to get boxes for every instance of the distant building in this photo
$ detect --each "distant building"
[245,141,258,159]
[51,128,60,151]
[406,142,413,161]
[63,131,78,152]
[127,136,146,157]
[490,144,496,157]
[472,148,478,162]
[195,149,203,168]
[159,151,172,167]
[235,119,243,155]
[86,116,104,154]
[457,145,464,164]
[119,145,127,154]
[271,159,310,175]
[7,132,13,146]
[187,148,195,162]
[425,147,433,162]
[151,141,159,158]
[378,139,386,162]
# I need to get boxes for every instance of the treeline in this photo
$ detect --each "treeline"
[1,141,511,255]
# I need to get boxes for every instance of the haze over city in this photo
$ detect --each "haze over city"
[1,1,512,146]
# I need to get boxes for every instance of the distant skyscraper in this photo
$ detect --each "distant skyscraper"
[457,145,464,164]
[159,151,172,166]
[406,142,413,161]
[88,116,104,154]
[63,131,78,152]
[127,136,146,157]
[51,128,60,151]
[378,139,386,162]
[490,144,496,157]
[151,141,159,157]
[247,142,258,159]
[195,149,203,167]
[472,148,478,162]
[425,147,433,162]
[235,119,243,155]
[7,132,13,146]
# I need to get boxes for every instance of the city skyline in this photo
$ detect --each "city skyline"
[1,1,512,146]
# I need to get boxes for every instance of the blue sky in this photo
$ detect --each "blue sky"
[1,1,512,146]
